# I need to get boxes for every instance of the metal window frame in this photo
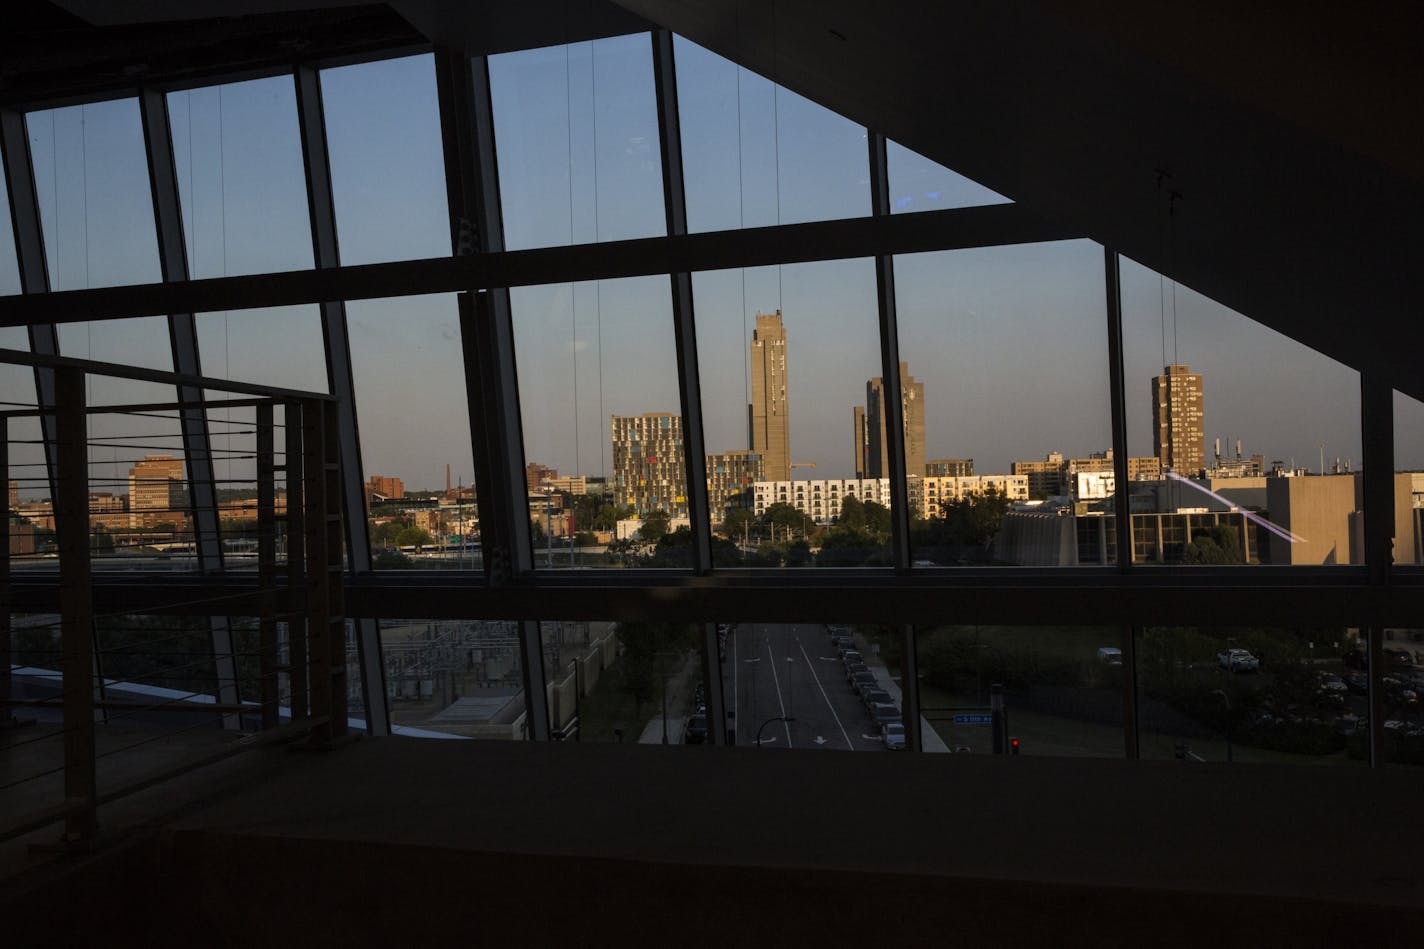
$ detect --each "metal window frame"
[137,86,242,721]
[293,64,388,736]
[0,108,60,501]
[651,29,726,744]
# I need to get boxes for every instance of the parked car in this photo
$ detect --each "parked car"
[862,688,892,711]
[841,648,863,665]
[870,702,901,726]
[831,633,854,651]
[1217,648,1260,673]
[684,710,708,744]
[1344,670,1369,695]
[844,661,868,682]
[881,721,906,750]
[850,670,878,694]
[1317,673,1348,695]
[1096,647,1123,667]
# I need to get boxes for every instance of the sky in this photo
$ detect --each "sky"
[0,35,1420,501]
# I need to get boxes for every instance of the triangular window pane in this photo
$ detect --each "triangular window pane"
[887,139,1010,213]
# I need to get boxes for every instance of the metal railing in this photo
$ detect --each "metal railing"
[1,349,345,847]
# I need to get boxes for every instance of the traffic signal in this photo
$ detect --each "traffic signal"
[1009,736,1021,756]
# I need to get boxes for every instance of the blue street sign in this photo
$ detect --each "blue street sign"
[953,713,994,726]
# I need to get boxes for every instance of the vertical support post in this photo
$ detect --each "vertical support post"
[256,402,278,730]
[1361,376,1394,584]
[869,131,920,750]
[990,682,1006,755]
[651,30,726,745]
[54,367,96,842]
[1104,248,1133,567]
[1361,375,1394,768]
[1,108,61,502]
[294,65,388,735]
[1121,624,1140,759]
[1366,626,1385,769]
[303,399,347,743]
[137,88,240,725]
[285,401,308,723]
[866,132,912,573]
[1104,249,1139,757]
[0,417,12,726]
[901,623,921,752]
[517,619,550,742]
[440,53,534,581]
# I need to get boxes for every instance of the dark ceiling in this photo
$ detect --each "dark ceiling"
[12,0,1424,401]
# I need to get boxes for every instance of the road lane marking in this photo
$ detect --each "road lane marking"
[798,640,854,751]
[766,641,792,747]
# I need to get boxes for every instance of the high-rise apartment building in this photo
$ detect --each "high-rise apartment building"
[128,455,186,528]
[706,450,764,522]
[857,363,925,481]
[610,413,687,516]
[1152,365,1205,473]
[749,311,791,482]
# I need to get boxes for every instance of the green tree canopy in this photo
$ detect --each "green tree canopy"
[1183,525,1245,565]
[637,510,671,545]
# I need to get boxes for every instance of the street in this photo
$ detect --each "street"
[728,623,888,750]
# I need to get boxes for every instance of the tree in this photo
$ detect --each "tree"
[721,506,755,541]
[1183,525,1245,565]
[373,549,414,569]
[837,496,867,531]
[760,501,802,540]
[394,525,432,549]
[637,510,671,545]
[863,500,892,538]
[816,527,885,566]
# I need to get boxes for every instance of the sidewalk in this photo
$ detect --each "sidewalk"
[638,713,687,745]
[870,666,950,753]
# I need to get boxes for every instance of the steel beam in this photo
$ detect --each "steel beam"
[0,108,60,500]
[137,87,240,724]
[53,366,96,842]
[867,132,912,573]
[0,204,1084,326]
[293,64,388,735]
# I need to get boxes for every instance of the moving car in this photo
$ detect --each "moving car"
[684,709,708,744]
[1217,648,1260,673]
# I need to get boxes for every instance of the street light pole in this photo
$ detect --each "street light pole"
[1212,688,1233,763]
[756,715,794,747]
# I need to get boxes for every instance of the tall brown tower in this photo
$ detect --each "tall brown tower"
[750,311,791,481]
[859,363,925,480]
[1151,364,1205,473]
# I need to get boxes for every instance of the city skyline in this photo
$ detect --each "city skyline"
[5,43,1420,501]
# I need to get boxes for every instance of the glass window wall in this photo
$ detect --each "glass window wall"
[490,35,666,251]
[1121,256,1362,567]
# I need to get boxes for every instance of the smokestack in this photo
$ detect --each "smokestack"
[446,464,451,494]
